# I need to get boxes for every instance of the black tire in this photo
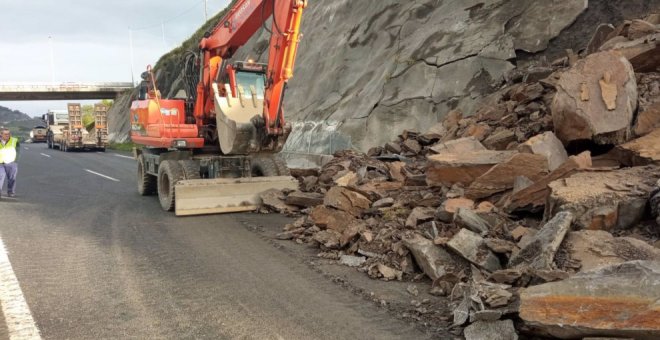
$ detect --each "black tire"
[251,154,290,177]
[157,160,184,211]
[137,154,156,196]
[178,160,201,180]
[98,148,106,152]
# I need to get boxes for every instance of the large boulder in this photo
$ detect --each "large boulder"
[545,166,660,230]
[551,51,638,146]
[562,230,660,272]
[520,261,660,339]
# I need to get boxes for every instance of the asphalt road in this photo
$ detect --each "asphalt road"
[0,143,431,340]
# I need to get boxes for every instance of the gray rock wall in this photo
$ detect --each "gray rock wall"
[235,0,587,152]
[107,0,658,153]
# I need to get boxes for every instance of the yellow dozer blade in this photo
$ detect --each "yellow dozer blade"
[174,176,298,216]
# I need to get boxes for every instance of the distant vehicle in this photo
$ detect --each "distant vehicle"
[30,125,48,143]
[43,109,69,149]
[42,104,108,151]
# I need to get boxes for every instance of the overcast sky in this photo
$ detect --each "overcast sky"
[0,0,230,117]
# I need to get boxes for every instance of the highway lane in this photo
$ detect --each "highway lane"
[0,143,431,339]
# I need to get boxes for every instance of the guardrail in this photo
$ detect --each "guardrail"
[0,82,134,90]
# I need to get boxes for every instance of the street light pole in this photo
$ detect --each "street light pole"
[204,0,208,21]
[129,28,135,85]
[161,21,167,50]
[48,36,55,83]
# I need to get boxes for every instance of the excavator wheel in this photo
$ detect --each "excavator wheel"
[137,154,156,196]
[158,160,184,211]
[178,160,201,180]
[251,154,290,177]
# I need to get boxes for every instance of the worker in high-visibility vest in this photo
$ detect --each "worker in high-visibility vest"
[0,128,20,199]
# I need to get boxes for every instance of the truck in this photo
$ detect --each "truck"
[131,0,307,215]
[93,104,109,151]
[45,103,108,152]
[44,109,69,149]
[30,125,48,143]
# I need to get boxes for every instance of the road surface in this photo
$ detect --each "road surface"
[0,143,432,339]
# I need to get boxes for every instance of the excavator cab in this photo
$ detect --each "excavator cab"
[223,61,267,99]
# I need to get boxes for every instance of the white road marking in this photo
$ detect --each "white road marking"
[84,169,120,182]
[0,237,42,340]
[23,147,29,150]
[39,153,51,158]
[113,154,134,160]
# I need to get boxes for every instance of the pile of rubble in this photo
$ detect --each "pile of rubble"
[261,14,660,339]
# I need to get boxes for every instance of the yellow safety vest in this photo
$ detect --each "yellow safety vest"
[0,137,18,163]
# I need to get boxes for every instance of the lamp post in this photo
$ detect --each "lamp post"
[129,28,135,85]
[48,36,55,83]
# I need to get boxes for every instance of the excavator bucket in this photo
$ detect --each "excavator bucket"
[213,82,261,155]
[174,176,298,216]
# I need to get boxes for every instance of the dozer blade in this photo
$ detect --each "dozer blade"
[174,176,298,216]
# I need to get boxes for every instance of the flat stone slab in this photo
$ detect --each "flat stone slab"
[520,261,660,340]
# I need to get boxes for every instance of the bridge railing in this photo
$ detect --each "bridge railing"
[0,82,134,90]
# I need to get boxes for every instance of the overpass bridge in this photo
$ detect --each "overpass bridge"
[0,82,134,100]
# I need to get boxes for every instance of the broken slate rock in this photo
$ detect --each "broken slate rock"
[562,230,660,272]
[453,208,491,236]
[504,151,592,213]
[285,191,324,208]
[518,131,568,171]
[614,128,660,166]
[376,263,402,281]
[403,234,466,281]
[309,206,356,233]
[312,230,342,249]
[259,189,299,213]
[426,150,517,187]
[435,198,475,222]
[508,211,573,270]
[324,186,372,218]
[519,261,660,340]
[339,255,366,267]
[545,166,660,230]
[464,320,518,340]
[551,51,637,145]
[447,229,502,272]
[372,197,394,208]
[405,207,436,228]
[633,102,660,137]
[429,136,487,155]
[466,153,548,199]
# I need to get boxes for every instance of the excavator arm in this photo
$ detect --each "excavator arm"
[196,0,307,136]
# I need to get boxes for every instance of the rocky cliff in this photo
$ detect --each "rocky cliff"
[108,0,659,154]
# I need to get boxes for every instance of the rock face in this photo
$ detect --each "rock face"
[519,261,660,340]
[220,0,587,153]
[551,51,638,145]
[107,89,136,143]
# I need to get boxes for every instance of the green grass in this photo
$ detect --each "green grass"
[107,142,137,152]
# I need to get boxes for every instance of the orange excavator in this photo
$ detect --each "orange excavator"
[130,0,307,215]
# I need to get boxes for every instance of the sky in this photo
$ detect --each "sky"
[0,0,230,117]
